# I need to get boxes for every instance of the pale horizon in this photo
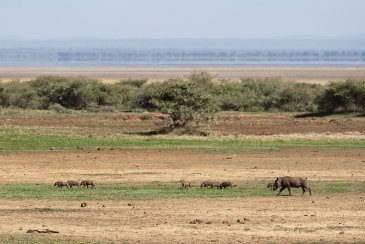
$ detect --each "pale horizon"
[1,0,365,40]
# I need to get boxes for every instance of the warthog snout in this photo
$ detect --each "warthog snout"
[267,183,275,190]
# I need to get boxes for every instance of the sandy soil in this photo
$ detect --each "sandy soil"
[0,149,364,243]
[1,67,365,83]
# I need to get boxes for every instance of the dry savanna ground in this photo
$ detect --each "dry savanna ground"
[2,67,365,83]
[0,111,364,243]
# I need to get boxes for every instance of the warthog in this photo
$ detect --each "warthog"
[210,182,221,189]
[181,181,192,189]
[219,181,233,189]
[200,181,212,188]
[67,180,80,188]
[54,181,68,188]
[273,176,312,196]
[80,180,95,188]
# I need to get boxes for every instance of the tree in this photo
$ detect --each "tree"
[151,82,218,134]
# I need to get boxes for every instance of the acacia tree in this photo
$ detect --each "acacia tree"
[151,82,218,133]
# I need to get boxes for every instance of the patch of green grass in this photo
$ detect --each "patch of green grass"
[0,181,363,201]
[0,128,364,152]
[312,181,365,194]
[0,182,267,200]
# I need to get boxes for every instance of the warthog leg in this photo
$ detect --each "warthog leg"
[307,187,312,196]
[287,185,292,196]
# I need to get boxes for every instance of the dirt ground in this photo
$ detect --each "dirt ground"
[0,148,364,243]
[0,112,364,242]
[1,67,365,83]
[1,112,365,138]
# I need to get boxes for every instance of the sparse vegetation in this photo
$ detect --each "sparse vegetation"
[0,181,363,200]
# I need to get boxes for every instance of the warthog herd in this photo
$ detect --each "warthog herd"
[182,180,238,189]
[184,176,312,196]
[54,176,312,196]
[54,180,95,189]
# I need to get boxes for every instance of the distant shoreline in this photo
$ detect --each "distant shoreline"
[1,67,365,84]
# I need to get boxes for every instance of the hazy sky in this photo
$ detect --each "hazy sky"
[1,0,365,39]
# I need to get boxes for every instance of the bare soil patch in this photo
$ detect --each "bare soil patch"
[1,112,365,138]
[0,148,364,242]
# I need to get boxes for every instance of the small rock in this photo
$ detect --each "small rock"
[80,202,87,207]
[127,203,132,206]
[206,221,212,224]
[339,231,344,235]
[312,201,315,203]
[102,205,105,207]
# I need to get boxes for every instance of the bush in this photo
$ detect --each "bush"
[279,83,323,112]
[0,81,39,108]
[1,73,363,116]
[212,82,259,111]
[316,80,365,113]
[150,82,218,132]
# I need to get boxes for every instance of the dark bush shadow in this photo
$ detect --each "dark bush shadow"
[294,112,333,118]
[295,111,365,118]
[128,128,170,136]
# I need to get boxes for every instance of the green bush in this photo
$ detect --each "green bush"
[279,83,323,112]
[150,81,218,132]
[1,73,364,116]
[212,82,259,111]
[0,81,39,108]
[316,80,365,113]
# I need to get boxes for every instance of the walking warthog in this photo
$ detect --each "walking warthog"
[54,181,68,188]
[181,181,192,189]
[210,182,221,189]
[273,176,312,196]
[219,181,233,189]
[200,181,212,188]
[80,180,95,188]
[67,180,80,188]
